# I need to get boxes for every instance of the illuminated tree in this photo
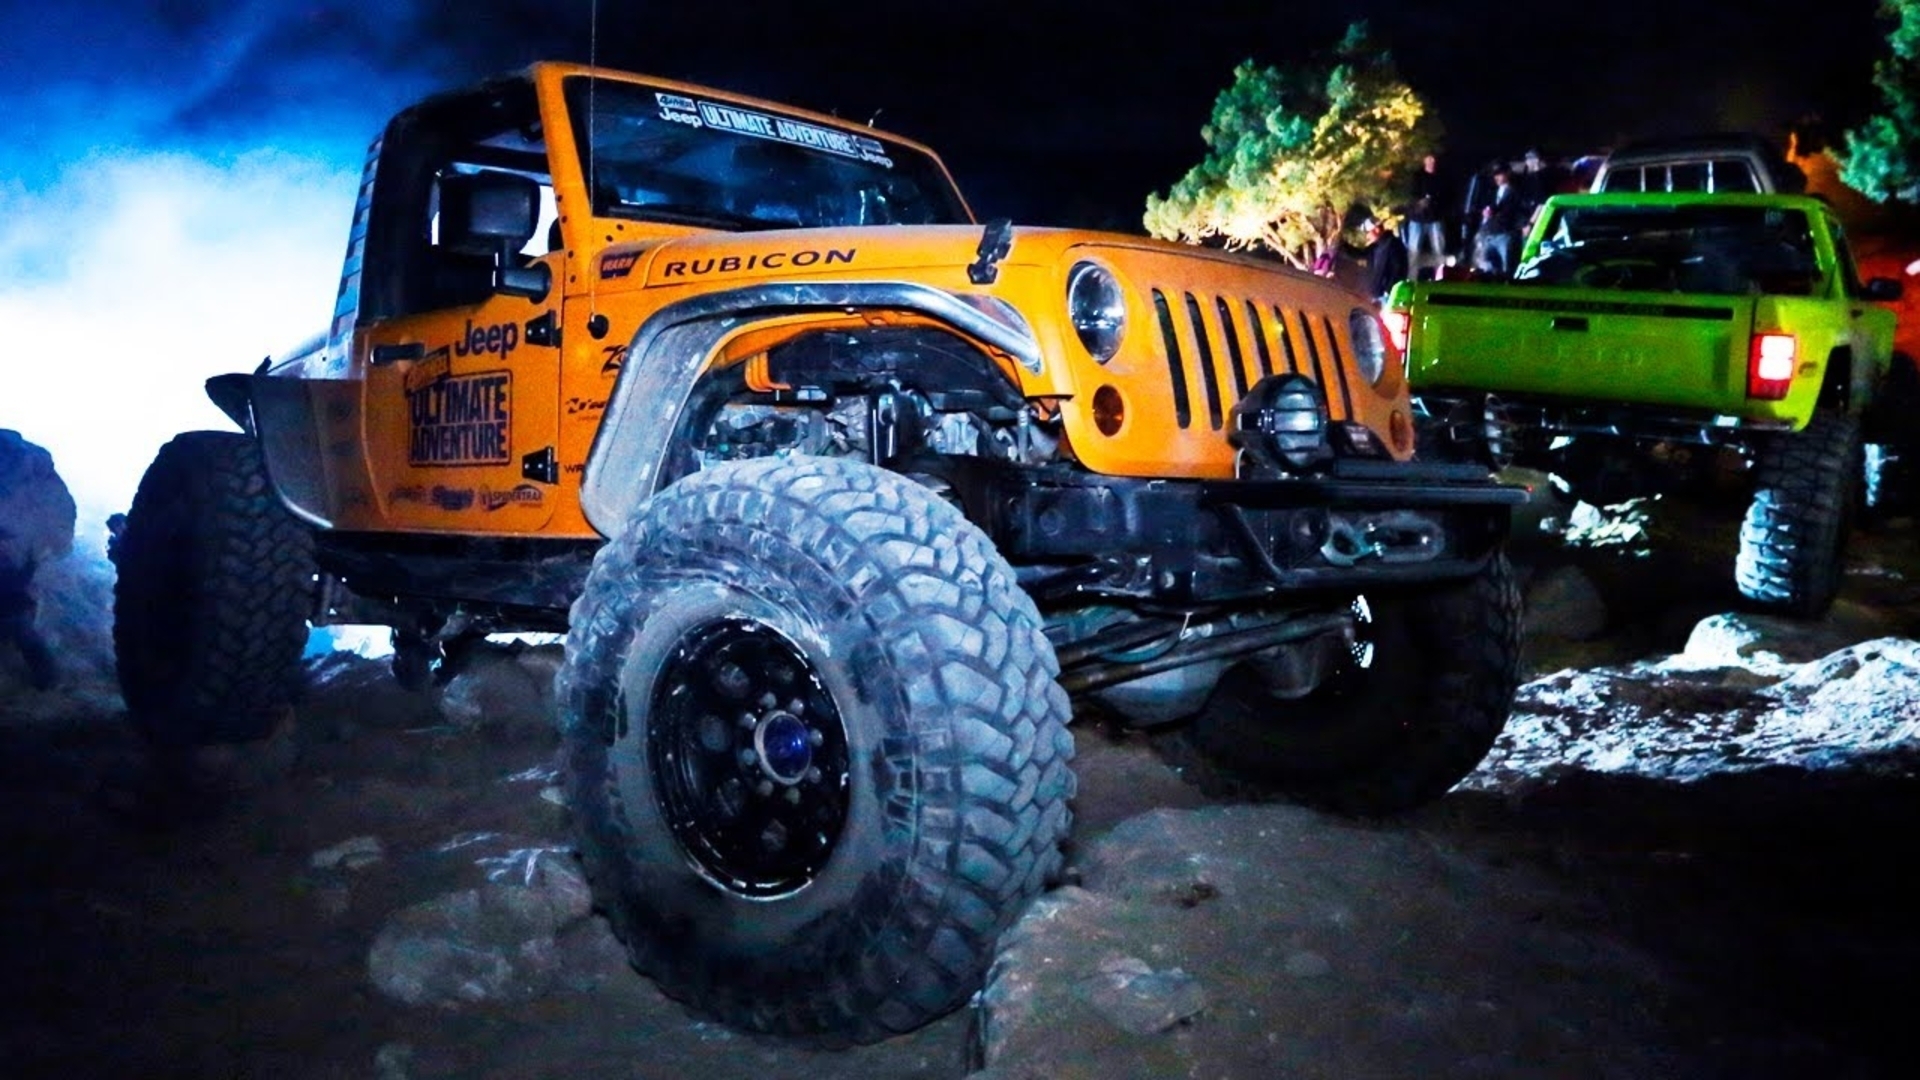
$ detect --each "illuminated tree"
[1143,22,1438,271]
[1835,0,1920,202]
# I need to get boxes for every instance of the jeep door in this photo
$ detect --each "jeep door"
[346,81,564,534]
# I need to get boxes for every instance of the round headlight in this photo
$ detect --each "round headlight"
[1067,261,1126,363]
[1348,308,1389,385]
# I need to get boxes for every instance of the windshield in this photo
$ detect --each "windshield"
[1517,204,1821,296]
[565,77,971,231]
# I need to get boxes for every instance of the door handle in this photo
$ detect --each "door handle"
[372,342,425,366]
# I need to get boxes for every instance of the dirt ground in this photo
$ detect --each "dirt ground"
[1,496,1917,1079]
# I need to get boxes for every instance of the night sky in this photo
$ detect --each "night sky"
[2,0,1896,226]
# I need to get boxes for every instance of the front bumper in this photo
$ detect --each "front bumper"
[960,459,1526,604]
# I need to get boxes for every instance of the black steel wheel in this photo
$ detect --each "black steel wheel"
[648,617,851,898]
[558,455,1074,1043]
[113,431,314,746]
[1155,551,1521,815]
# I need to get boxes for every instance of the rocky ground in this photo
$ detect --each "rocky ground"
[2,485,1917,1080]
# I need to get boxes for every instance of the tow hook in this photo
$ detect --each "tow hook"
[1320,512,1442,567]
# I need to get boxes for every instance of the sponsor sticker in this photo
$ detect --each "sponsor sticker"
[408,370,512,467]
[403,346,452,393]
[654,92,893,168]
[481,483,545,511]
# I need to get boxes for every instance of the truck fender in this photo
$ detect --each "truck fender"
[201,372,360,528]
[580,280,1040,538]
[1818,347,1865,414]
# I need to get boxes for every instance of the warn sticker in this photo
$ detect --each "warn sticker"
[408,371,511,467]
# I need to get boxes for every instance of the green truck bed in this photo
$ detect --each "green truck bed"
[1388,192,1899,434]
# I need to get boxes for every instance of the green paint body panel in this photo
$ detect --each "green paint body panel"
[1390,192,1899,434]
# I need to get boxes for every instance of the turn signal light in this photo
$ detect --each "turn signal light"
[1092,384,1125,436]
[1747,333,1796,400]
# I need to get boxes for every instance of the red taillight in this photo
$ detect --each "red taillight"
[1382,309,1411,354]
[1747,333,1796,400]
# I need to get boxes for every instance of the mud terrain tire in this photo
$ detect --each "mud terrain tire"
[1155,552,1521,815]
[1862,353,1920,523]
[114,432,314,746]
[1737,410,1859,617]
[557,456,1075,1044]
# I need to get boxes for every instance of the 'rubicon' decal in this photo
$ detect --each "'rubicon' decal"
[659,248,856,278]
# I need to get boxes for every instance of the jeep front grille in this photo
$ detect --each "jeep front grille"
[1151,288,1353,430]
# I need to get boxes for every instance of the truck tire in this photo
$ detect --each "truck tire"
[113,431,314,746]
[1862,352,1920,524]
[1154,552,1521,816]
[557,456,1075,1043]
[1736,410,1859,618]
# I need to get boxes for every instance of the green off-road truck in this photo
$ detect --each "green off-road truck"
[1387,191,1906,617]
[112,63,1525,1043]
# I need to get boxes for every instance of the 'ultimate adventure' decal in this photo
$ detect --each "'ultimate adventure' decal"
[408,370,512,467]
[655,92,893,168]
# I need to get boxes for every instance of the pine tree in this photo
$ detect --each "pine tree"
[1143,22,1438,271]
[1835,0,1920,203]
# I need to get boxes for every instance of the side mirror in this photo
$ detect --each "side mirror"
[439,171,551,301]
[1862,277,1904,302]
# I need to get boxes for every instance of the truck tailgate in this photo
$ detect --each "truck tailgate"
[1412,288,1753,411]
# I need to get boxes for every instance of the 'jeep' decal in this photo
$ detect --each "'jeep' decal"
[409,371,511,467]
[659,248,856,278]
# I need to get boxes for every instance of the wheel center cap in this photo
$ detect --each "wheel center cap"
[754,711,812,785]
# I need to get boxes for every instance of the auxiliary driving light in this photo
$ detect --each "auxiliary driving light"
[1230,373,1330,476]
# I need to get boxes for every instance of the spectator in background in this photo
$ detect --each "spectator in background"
[0,429,76,691]
[1516,148,1550,228]
[1360,215,1409,304]
[1403,153,1449,281]
[1472,165,1525,279]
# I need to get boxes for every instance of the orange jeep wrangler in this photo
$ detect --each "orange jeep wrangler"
[113,63,1525,1042]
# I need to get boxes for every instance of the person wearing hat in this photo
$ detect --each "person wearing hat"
[1473,165,1525,278]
